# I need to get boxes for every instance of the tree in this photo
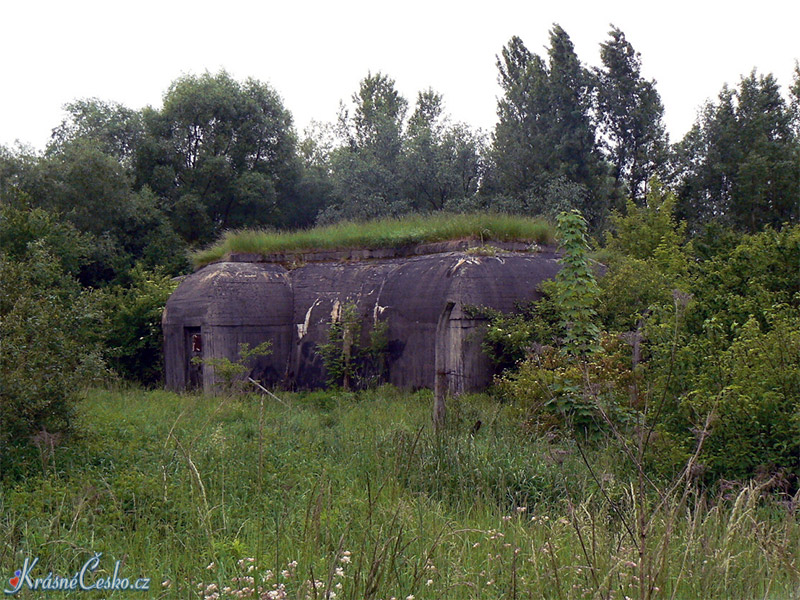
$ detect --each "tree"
[0,206,106,478]
[674,71,799,231]
[135,71,300,242]
[322,72,410,222]
[789,62,800,135]
[14,140,187,285]
[594,26,668,203]
[489,27,610,224]
[402,90,484,210]
[49,98,144,165]
[490,35,547,196]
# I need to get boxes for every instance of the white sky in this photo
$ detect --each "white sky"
[1,0,798,151]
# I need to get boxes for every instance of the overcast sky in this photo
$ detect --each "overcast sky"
[1,0,798,151]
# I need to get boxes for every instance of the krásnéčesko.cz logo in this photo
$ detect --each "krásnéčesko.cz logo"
[4,554,150,595]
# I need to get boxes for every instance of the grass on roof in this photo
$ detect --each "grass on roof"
[193,213,556,268]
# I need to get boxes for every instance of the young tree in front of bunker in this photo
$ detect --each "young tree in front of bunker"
[554,209,600,357]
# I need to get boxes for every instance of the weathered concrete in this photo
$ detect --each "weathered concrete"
[163,246,562,394]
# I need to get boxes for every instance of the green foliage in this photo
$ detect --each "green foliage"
[489,27,610,226]
[496,336,635,435]
[193,212,555,266]
[135,70,300,243]
[598,182,692,330]
[401,90,485,210]
[554,210,600,356]
[99,264,178,386]
[594,26,668,202]
[0,204,91,276]
[48,98,144,163]
[674,71,799,231]
[319,74,485,223]
[317,302,389,390]
[194,342,273,396]
[0,246,106,479]
[681,309,800,479]
[469,296,560,375]
[685,224,800,336]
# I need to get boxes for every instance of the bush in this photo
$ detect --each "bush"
[100,263,178,385]
[0,246,106,478]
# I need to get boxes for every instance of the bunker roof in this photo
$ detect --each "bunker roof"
[193,213,556,268]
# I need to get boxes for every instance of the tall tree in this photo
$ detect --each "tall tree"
[490,35,547,196]
[403,90,484,210]
[322,72,410,222]
[135,71,300,242]
[789,62,800,135]
[594,26,668,202]
[675,71,799,231]
[48,99,144,165]
[490,27,609,224]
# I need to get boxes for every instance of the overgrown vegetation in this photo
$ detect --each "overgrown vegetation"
[487,189,800,486]
[318,301,389,390]
[1,23,799,600]
[1,389,797,599]
[193,212,555,267]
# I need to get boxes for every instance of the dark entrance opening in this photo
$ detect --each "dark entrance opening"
[184,327,203,390]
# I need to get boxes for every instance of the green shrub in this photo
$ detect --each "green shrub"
[100,263,178,385]
[318,302,389,390]
[681,308,800,480]
[0,246,106,479]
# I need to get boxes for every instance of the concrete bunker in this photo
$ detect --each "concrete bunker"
[163,241,562,394]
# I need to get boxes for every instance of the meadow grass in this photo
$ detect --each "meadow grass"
[192,213,556,268]
[1,387,798,599]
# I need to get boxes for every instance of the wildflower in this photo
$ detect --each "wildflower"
[426,579,433,586]
[335,582,343,590]
[472,542,480,548]
[340,555,351,564]
[516,506,527,513]
[207,562,216,570]
[335,567,345,577]
[624,561,637,568]
[486,580,494,586]
[281,570,290,578]
[406,595,415,600]
[162,580,171,588]
[502,515,512,522]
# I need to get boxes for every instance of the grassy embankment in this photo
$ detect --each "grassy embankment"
[193,213,556,267]
[1,388,798,599]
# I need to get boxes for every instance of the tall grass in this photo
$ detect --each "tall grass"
[1,388,797,599]
[193,213,556,268]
